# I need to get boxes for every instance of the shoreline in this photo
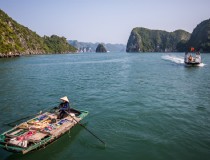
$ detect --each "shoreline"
[0,53,21,58]
[0,52,78,58]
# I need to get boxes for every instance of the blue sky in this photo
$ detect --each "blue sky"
[1,0,210,44]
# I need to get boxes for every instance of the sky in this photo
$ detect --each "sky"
[0,0,210,44]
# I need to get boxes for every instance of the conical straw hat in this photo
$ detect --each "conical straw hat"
[60,96,69,102]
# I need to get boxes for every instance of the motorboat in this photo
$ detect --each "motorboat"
[184,52,201,66]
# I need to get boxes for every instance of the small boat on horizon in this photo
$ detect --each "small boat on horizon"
[184,47,201,66]
[0,108,88,154]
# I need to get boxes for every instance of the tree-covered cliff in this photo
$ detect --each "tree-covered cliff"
[126,27,191,52]
[0,9,76,57]
[44,35,76,53]
[187,19,210,52]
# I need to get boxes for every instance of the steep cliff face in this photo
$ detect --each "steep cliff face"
[126,27,190,52]
[126,29,142,52]
[96,43,107,52]
[187,19,210,52]
[0,9,76,57]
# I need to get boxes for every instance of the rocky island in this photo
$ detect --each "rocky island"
[126,28,190,52]
[96,43,107,53]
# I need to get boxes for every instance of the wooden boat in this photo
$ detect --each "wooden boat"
[0,108,88,154]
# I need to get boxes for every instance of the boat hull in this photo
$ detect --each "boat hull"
[184,61,201,66]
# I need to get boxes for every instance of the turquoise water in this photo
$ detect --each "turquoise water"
[0,52,210,160]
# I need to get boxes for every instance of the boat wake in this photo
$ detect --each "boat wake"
[162,55,206,67]
[197,63,205,67]
[162,55,184,64]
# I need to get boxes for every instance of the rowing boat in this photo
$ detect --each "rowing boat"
[0,108,88,154]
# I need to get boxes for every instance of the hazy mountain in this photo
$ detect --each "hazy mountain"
[68,40,126,52]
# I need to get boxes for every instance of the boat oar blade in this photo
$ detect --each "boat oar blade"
[65,111,105,146]
[79,122,106,145]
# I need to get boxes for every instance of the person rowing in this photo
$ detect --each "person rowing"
[57,96,70,119]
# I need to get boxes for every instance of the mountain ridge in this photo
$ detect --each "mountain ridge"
[68,40,126,52]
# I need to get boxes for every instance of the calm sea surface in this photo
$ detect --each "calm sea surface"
[0,52,210,160]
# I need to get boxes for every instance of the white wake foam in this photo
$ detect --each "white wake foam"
[162,55,184,64]
[197,63,205,67]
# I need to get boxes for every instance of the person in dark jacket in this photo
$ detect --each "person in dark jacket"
[57,96,70,119]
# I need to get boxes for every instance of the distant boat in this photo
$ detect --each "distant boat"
[184,48,201,66]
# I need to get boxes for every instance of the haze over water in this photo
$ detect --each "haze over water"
[0,52,210,160]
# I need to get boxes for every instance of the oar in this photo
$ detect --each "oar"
[5,116,32,127]
[4,105,56,126]
[65,111,106,145]
[4,111,42,126]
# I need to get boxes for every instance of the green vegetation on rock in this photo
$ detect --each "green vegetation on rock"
[44,35,76,53]
[187,19,210,52]
[0,9,76,57]
[126,27,191,52]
